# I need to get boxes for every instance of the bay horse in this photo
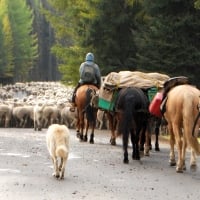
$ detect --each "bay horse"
[107,87,150,163]
[164,84,200,173]
[75,84,98,144]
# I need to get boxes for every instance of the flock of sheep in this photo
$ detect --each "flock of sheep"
[0,82,79,130]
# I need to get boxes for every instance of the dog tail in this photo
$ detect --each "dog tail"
[56,145,68,159]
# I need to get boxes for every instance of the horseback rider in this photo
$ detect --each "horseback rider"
[70,52,101,111]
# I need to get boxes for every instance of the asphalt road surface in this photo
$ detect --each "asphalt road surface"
[0,128,200,200]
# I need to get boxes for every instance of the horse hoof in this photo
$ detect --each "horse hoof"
[89,140,94,144]
[183,163,186,171]
[144,151,150,156]
[169,159,176,166]
[79,134,83,140]
[123,159,129,164]
[190,164,197,172]
[132,155,140,160]
[110,138,116,146]
[176,167,183,173]
[89,136,94,144]
[76,132,80,138]
[155,147,160,151]
[83,136,87,142]
[135,157,140,160]
[53,173,60,178]
[140,147,144,152]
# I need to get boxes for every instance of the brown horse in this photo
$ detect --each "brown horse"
[164,84,200,173]
[75,84,98,143]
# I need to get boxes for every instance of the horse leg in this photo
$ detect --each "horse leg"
[123,130,129,164]
[76,111,81,138]
[168,123,176,166]
[144,127,150,156]
[83,120,89,142]
[139,126,150,156]
[173,125,184,173]
[130,129,137,160]
[182,136,187,170]
[139,127,145,152]
[89,115,96,144]
[79,113,85,141]
[89,131,94,144]
[155,118,161,151]
[190,149,197,171]
[107,112,116,145]
[134,128,140,160]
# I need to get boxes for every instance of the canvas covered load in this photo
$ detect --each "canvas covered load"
[103,71,170,89]
[98,71,170,111]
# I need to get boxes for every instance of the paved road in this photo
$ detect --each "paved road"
[0,128,200,200]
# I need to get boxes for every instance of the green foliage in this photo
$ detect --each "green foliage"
[52,45,84,84]
[44,0,99,85]
[195,0,200,9]
[42,0,200,87]
[136,0,200,86]
[45,0,141,84]
[0,0,14,78]
[2,14,14,77]
[0,0,38,83]
[88,0,140,75]
[8,0,38,81]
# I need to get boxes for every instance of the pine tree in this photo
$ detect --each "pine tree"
[45,0,141,83]
[87,0,140,74]
[44,0,98,85]
[7,0,38,82]
[2,14,14,78]
[136,0,200,86]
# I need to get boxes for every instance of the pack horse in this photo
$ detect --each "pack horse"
[106,87,150,163]
[164,84,200,173]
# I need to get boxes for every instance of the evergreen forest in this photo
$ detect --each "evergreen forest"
[0,0,199,88]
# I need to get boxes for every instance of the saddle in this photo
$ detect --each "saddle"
[160,76,189,114]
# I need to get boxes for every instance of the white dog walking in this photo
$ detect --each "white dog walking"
[46,124,70,179]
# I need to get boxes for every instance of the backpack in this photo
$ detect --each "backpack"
[81,64,95,83]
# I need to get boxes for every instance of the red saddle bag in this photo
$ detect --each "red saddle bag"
[149,92,163,118]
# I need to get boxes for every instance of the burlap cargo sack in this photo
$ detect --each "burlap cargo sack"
[103,71,170,89]
[99,70,170,107]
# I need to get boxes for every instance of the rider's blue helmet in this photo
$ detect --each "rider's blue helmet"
[85,52,94,63]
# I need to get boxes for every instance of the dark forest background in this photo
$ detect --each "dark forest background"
[0,0,199,88]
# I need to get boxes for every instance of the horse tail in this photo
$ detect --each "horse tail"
[186,132,200,156]
[85,88,96,125]
[192,96,200,136]
[183,94,200,155]
[192,112,200,137]
[119,97,135,135]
